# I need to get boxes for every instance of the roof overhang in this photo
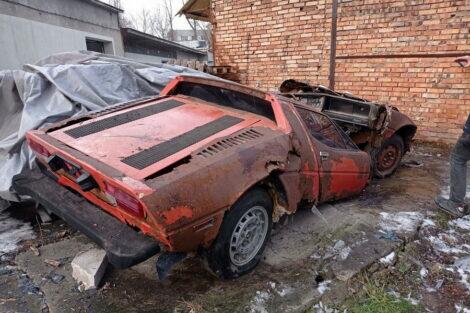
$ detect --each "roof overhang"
[121,28,207,55]
[177,0,211,22]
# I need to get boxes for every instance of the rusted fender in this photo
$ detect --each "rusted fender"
[142,127,297,252]
[383,109,417,139]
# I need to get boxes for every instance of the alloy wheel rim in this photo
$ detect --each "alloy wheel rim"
[229,206,269,266]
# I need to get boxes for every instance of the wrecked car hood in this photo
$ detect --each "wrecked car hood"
[48,95,263,180]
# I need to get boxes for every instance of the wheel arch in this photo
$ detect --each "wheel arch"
[227,169,299,223]
[394,124,417,152]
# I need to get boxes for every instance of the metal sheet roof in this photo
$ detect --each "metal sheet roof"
[121,28,207,55]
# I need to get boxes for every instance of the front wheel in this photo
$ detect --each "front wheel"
[205,188,273,279]
[373,134,405,178]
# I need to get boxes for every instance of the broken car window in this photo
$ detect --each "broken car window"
[174,82,276,121]
[297,107,355,150]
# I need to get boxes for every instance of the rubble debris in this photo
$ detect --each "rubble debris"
[44,259,61,268]
[320,240,352,261]
[377,229,400,241]
[56,230,68,239]
[312,301,345,313]
[45,273,65,284]
[71,249,107,291]
[402,160,424,168]
[379,252,396,265]
[30,246,40,256]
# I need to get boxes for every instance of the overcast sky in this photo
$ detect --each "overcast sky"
[119,0,191,30]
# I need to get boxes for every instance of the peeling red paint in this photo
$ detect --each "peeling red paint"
[162,206,194,224]
[324,157,369,198]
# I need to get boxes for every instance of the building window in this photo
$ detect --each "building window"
[86,39,105,53]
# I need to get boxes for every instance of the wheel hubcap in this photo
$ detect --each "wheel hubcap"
[377,144,399,172]
[229,206,269,266]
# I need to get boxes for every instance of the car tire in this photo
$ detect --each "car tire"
[373,134,405,178]
[205,188,273,279]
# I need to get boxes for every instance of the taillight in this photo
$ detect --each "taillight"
[104,183,144,218]
[29,140,51,157]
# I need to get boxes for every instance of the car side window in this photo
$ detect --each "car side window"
[297,107,349,149]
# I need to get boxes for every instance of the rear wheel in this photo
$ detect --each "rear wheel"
[373,134,404,178]
[205,188,273,279]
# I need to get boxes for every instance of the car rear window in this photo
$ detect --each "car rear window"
[174,82,276,121]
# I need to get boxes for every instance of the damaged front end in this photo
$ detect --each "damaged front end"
[279,79,417,177]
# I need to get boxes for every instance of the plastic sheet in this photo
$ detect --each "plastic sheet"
[0,51,215,201]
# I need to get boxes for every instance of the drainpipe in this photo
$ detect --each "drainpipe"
[329,0,338,90]
[210,1,217,66]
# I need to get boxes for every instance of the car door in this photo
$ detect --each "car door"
[295,106,371,202]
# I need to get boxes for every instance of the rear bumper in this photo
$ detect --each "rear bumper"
[13,168,160,269]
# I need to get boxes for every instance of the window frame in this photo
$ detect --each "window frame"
[294,104,359,151]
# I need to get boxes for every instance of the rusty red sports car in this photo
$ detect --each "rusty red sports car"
[15,76,374,278]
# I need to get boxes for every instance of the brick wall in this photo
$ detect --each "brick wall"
[211,0,470,143]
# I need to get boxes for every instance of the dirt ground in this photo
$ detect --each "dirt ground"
[0,142,469,313]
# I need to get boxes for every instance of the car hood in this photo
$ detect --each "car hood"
[48,96,263,180]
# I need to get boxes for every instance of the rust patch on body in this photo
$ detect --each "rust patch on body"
[161,206,194,225]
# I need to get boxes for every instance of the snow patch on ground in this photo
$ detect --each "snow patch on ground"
[379,211,424,233]
[0,212,35,255]
[420,267,428,278]
[455,304,470,313]
[249,290,270,313]
[267,281,293,297]
[427,234,470,255]
[405,293,420,305]
[312,301,346,313]
[380,252,396,265]
[276,285,293,297]
[456,268,470,291]
[317,280,331,295]
[313,240,352,261]
[388,290,420,306]
[449,215,470,231]
[422,218,436,228]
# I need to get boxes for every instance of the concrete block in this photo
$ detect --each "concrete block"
[37,206,52,223]
[71,248,108,290]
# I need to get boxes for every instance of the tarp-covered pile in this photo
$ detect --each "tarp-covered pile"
[0,51,215,201]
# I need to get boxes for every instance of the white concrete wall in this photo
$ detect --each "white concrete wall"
[0,14,116,70]
[124,52,166,65]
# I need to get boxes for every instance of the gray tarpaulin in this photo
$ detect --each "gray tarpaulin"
[0,51,215,201]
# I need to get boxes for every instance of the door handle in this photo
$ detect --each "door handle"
[320,151,329,161]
